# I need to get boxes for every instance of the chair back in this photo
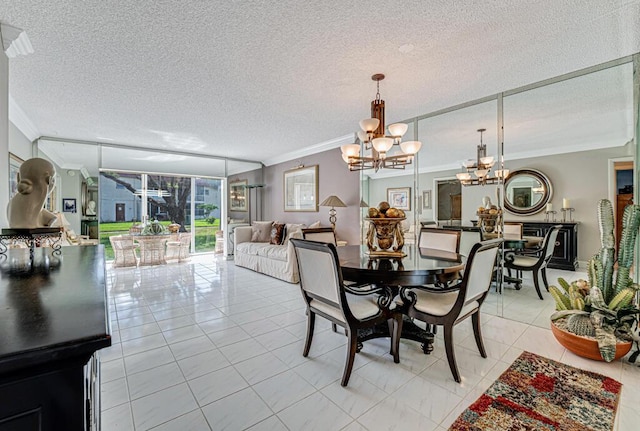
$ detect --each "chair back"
[291,238,352,322]
[462,240,502,302]
[502,222,523,240]
[459,229,481,258]
[540,225,561,263]
[419,228,460,253]
[302,227,337,245]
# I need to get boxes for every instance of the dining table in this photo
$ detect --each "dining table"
[337,244,464,354]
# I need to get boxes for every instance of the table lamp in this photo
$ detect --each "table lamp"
[320,195,347,231]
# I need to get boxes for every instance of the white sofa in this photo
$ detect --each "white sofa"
[234,225,303,283]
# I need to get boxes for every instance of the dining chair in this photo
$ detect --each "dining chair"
[419,228,461,287]
[459,228,482,258]
[418,228,460,253]
[502,222,523,240]
[504,225,561,300]
[291,238,401,386]
[301,227,336,244]
[399,238,502,383]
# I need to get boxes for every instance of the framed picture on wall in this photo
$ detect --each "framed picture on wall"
[63,198,77,213]
[284,165,318,212]
[422,190,432,209]
[9,153,23,197]
[229,179,248,211]
[387,187,411,211]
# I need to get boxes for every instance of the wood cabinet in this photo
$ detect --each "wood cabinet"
[519,221,579,271]
[0,246,111,430]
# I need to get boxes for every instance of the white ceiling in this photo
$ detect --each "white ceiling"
[2,1,640,170]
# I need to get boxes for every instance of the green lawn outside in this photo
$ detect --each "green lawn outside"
[99,220,221,260]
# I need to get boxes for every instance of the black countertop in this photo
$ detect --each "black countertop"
[0,246,111,373]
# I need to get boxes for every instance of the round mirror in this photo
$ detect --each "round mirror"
[504,169,553,215]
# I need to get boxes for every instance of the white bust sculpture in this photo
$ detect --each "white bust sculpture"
[7,158,57,228]
[86,200,96,216]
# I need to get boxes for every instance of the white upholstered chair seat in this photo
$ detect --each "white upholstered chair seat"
[509,255,538,267]
[310,294,381,322]
[409,289,479,317]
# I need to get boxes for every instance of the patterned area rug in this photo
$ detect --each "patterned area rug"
[449,351,622,431]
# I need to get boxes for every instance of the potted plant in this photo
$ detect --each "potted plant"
[549,199,640,362]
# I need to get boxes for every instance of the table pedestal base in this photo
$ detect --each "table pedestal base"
[357,316,434,354]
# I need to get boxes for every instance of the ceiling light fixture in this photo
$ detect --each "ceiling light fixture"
[341,74,422,172]
[456,128,508,186]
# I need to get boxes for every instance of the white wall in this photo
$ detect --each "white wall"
[9,122,32,160]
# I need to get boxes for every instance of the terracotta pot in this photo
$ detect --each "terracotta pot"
[551,321,632,361]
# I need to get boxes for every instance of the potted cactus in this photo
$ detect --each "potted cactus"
[549,199,640,362]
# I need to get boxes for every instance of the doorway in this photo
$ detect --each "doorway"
[436,180,462,225]
[115,203,125,222]
[613,161,634,252]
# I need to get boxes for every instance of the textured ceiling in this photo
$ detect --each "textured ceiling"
[1,1,639,168]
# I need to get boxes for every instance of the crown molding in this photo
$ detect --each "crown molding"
[9,95,39,141]
[262,133,355,166]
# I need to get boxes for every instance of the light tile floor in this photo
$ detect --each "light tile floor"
[101,255,640,430]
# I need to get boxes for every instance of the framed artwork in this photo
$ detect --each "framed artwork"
[284,165,318,212]
[229,179,248,211]
[63,198,77,213]
[422,190,432,209]
[9,153,23,197]
[387,187,411,211]
[512,187,531,208]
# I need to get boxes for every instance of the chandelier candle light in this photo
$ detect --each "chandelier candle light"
[456,128,508,186]
[341,74,422,172]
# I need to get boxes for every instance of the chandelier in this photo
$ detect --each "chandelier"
[456,128,508,186]
[341,74,422,172]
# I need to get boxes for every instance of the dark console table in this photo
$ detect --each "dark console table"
[520,221,578,271]
[0,246,111,430]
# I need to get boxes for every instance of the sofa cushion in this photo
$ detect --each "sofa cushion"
[270,223,286,245]
[236,242,273,256]
[263,245,288,261]
[251,221,273,242]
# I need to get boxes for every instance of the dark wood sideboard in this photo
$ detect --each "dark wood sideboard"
[0,246,111,430]
[519,221,579,271]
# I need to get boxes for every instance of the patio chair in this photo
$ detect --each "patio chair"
[109,235,138,267]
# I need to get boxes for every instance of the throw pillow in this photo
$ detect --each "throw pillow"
[251,221,273,242]
[270,223,287,245]
[284,223,306,243]
[308,221,322,229]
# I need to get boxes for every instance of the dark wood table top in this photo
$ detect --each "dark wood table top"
[337,245,464,287]
[0,246,111,373]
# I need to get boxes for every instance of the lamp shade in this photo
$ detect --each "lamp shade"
[371,137,394,153]
[341,144,360,157]
[387,123,408,137]
[359,118,380,132]
[399,140,422,154]
[357,131,369,142]
[456,172,471,181]
[320,195,347,208]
